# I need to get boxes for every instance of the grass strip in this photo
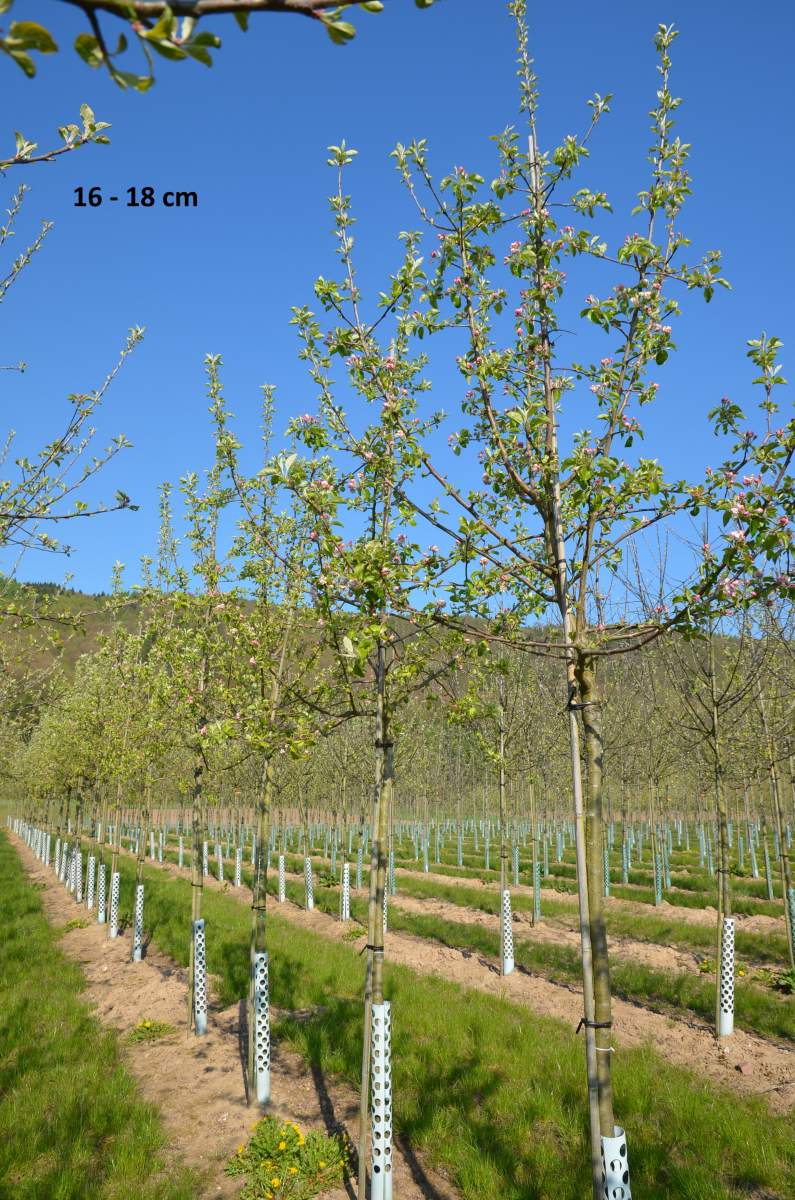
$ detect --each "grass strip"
[0,832,198,1200]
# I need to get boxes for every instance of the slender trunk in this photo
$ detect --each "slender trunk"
[757,679,794,967]
[575,651,615,1136]
[248,757,273,1095]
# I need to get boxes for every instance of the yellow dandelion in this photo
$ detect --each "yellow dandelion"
[279,1140,286,1149]
[319,1161,326,1169]
[289,1167,297,1175]
[237,1144,245,1155]
[271,1178,281,1188]
[298,1135,305,1146]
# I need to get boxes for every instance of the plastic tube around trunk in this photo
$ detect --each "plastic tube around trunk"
[601,1125,631,1199]
[501,888,515,975]
[718,916,735,1038]
[109,871,120,938]
[253,950,271,1104]
[341,861,351,921]
[370,1001,393,1200]
[193,918,208,1035]
[132,883,145,962]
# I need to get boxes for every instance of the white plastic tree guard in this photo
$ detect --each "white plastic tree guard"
[178,836,184,868]
[216,843,224,882]
[253,950,271,1104]
[55,837,62,877]
[341,861,351,921]
[86,855,96,911]
[304,857,314,911]
[382,887,388,933]
[109,871,121,938]
[501,888,515,975]
[132,883,145,962]
[75,851,83,903]
[149,830,156,861]
[97,863,107,923]
[601,1126,631,1199]
[193,918,208,1035]
[370,1000,393,1200]
[158,830,164,862]
[202,841,209,877]
[234,847,242,887]
[278,855,286,903]
[718,916,735,1038]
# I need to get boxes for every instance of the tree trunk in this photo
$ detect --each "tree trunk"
[575,650,615,1137]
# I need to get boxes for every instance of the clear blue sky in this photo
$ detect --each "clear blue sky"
[3,0,793,592]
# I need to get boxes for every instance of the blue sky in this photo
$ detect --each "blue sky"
[2,0,793,593]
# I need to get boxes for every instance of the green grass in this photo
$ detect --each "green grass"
[111,852,795,1199]
[389,873,793,967]
[163,842,793,972]
[0,832,198,1200]
[354,902,795,1044]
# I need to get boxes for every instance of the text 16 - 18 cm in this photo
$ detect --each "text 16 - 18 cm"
[74,186,198,208]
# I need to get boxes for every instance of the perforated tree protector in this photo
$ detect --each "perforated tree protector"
[278,854,286,903]
[59,841,69,883]
[158,830,164,862]
[86,855,96,911]
[501,888,515,975]
[601,1126,631,1199]
[193,918,208,1035]
[341,861,351,921]
[178,837,184,868]
[150,830,156,861]
[97,863,107,923]
[356,848,363,889]
[109,871,121,938]
[216,843,224,882]
[718,916,735,1037]
[382,886,388,933]
[533,861,541,923]
[234,847,242,887]
[132,883,145,962]
[202,841,209,877]
[370,1001,393,1200]
[253,951,271,1104]
[75,852,83,903]
[304,857,314,910]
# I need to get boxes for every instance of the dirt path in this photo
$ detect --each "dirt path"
[11,836,459,1200]
[139,845,795,1115]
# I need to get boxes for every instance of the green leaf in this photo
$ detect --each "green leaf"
[360,1,384,9]
[74,34,104,68]
[323,18,356,45]
[191,31,221,47]
[9,21,57,52]
[185,44,212,66]
[0,0,14,14]
[146,38,187,61]
[6,47,35,76]
[111,67,154,91]
[233,10,248,30]
[143,6,176,41]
